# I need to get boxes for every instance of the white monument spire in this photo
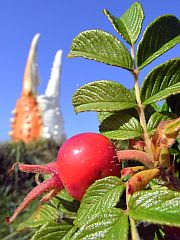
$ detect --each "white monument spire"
[37,50,66,144]
[45,50,62,98]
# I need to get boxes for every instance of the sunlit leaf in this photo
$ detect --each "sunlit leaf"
[73,80,137,112]
[160,102,170,112]
[32,222,73,240]
[147,112,174,136]
[100,112,142,140]
[137,15,180,69]
[129,189,180,226]
[17,204,60,231]
[72,209,129,240]
[164,117,180,136]
[62,226,78,240]
[141,59,180,104]
[104,2,144,45]
[68,30,133,70]
[75,176,125,227]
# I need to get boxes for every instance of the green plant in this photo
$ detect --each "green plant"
[0,140,60,239]
[6,2,180,239]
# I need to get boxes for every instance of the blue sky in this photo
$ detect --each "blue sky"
[0,0,179,142]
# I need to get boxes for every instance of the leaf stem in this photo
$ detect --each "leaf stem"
[131,45,153,159]
[116,150,154,168]
[130,217,140,240]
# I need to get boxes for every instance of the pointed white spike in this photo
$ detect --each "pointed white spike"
[45,50,63,98]
[22,33,40,96]
[37,49,66,144]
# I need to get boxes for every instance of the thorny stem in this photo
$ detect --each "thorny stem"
[131,45,153,159]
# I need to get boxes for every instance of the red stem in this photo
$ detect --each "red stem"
[18,161,58,174]
[5,174,63,223]
[117,150,154,168]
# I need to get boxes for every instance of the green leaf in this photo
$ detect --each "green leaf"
[50,190,79,218]
[100,112,142,140]
[129,189,180,227]
[17,204,60,231]
[104,2,144,45]
[98,109,138,124]
[105,214,129,240]
[97,112,114,123]
[72,209,129,240]
[32,222,73,240]
[147,112,174,136]
[75,176,125,227]
[68,30,133,70]
[50,189,75,208]
[73,80,137,112]
[137,15,180,69]
[141,59,180,104]
[160,102,170,112]
[62,226,78,240]
[164,117,180,136]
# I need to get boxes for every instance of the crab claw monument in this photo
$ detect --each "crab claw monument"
[9,34,66,144]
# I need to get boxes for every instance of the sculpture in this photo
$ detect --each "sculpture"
[9,34,66,144]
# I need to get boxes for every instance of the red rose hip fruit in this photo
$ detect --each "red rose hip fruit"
[5,132,120,223]
[56,132,120,200]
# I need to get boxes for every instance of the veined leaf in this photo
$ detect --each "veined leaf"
[141,59,180,105]
[129,189,180,227]
[72,209,129,240]
[73,80,137,112]
[68,30,133,70]
[147,112,174,136]
[164,117,180,136]
[32,222,73,240]
[50,189,75,207]
[17,204,60,231]
[104,2,144,45]
[100,112,142,140]
[160,102,170,112]
[137,15,180,69]
[62,226,78,240]
[74,176,125,227]
[98,112,114,123]
[98,109,138,124]
[50,190,79,218]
